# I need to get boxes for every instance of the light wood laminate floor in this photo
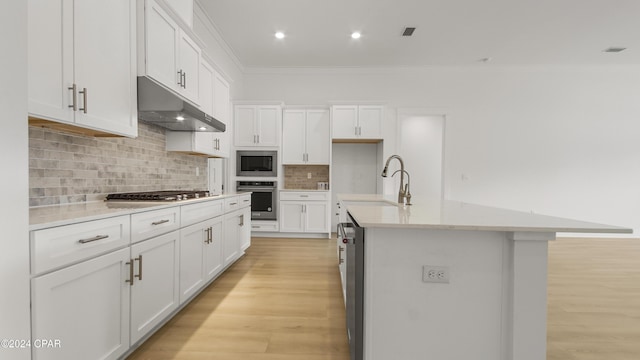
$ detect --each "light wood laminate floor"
[127,237,350,360]
[128,236,640,360]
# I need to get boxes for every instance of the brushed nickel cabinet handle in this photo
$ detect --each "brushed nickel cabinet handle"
[204,227,210,244]
[68,84,77,111]
[338,246,344,265]
[78,88,87,113]
[183,72,186,88]
[78,234,109,244]
[300,195,309,198]
[239,214,244,226]
[151,219,170,226]
[230,202,237,206]
[177,70,183,87]
[125,259,134,286]
[134,255,142,281]
[209,227,213,243]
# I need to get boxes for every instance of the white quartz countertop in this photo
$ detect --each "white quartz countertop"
[29,192,250,231]
[338,194,632,234]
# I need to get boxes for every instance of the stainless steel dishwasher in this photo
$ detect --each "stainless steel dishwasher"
[338,213,364,360]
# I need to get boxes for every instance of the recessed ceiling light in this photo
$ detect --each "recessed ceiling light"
[199,127,207,131]
[351,32,361,39]
[275,32,285,39]
[603,47,627,53]
[176,116,185,121]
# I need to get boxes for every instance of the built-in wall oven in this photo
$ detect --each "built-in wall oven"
[236,181,277,220]
[236,150,277,177]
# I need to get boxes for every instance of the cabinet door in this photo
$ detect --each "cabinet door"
[240,207,251,251]
[199,60,214,116]
[204,218,224,282]
[214,131,230,158]
[145,0,179,91]
[179,221,207,303]
[305,109,330,164]
[73,0,136,137]
[193,132,216,155]
[282,109,306,164]
[332,105,358,139]
[223,212,240,266]
[234,105,257,146]
[178,31,200,104]
[256,106,280,146]
[305,202,329,233]
[27,0,74,124]
[357,105,383,139]
[213,72,230,124]
[130,231,180,344]
[280,202,304,232]
[337,236,347,306]
[32,248,130,360]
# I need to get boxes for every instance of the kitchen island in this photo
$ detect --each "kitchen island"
[337,194,631,360]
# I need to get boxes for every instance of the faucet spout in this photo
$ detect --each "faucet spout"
[381,155,407,204]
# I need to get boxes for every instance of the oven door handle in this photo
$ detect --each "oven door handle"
[237,187,276,191]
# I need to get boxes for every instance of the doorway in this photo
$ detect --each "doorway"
[396,110,445,206]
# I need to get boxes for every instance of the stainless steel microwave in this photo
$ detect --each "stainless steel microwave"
[236,150,277,177]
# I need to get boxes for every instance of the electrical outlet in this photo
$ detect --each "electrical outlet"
[307,172,312,179]
[422,265,449,283]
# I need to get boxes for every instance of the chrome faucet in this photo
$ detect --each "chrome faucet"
[381,155,411,205]
[391,169,411,206]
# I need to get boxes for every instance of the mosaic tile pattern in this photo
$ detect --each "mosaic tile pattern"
[283,165,330,190]
[29,123,208,206]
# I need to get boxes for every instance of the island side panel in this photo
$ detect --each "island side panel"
[363,227,507,360]
[506,231,554,360]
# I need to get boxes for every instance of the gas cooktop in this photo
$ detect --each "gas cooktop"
[105,190,213,202]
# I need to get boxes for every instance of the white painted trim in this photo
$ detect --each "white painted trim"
[193,0,244,76]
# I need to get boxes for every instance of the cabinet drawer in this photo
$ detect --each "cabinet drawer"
[181,199,224,227]
[131,206,180,244]
[280,191,328,201]
[239,194,251,208]
[31,215,130,275]
[224,196,240,212]
[251,221,279,232]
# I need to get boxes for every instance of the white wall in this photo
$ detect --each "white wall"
[0,1,31,359]
[241,66,640,235]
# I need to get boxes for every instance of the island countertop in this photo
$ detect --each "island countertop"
[338,194,632,234]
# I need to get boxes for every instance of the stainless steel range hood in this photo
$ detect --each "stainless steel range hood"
[137,76,226,132]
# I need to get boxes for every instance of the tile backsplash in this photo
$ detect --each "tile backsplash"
[29,123,207,207]
[283,165,330,190]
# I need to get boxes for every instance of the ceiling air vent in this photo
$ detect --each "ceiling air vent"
[402,27,416,37]
[603,47,627,53]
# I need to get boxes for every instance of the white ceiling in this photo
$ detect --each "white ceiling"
[199,0,639,68]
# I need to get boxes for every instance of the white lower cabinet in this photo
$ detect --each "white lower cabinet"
[179,215,225,304]
[240,206,251,251]
[130,231,180,344]
[31,247,131,360]
[279,191,330,234]
[30,196,251,359]
[223,211,241,266]
[204,218,224,282]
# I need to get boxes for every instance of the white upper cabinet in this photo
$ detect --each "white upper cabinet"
[28,0,137,137]
[200,58,231,125]
[282,108,330,165]
[164,0,193,27]
[213,72,231,124]
[234,105,281,147]
[199,60,215,116]
[166,131,229,158]
[331,105,384,140]
[141,0,200,105]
